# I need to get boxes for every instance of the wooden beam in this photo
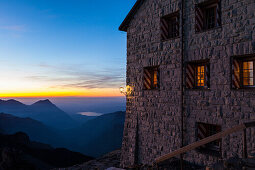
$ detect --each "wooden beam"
[243,129,248,159]
[156,124,246,163]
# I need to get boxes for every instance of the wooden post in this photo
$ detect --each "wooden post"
[180,154,184,170]
[243,129,247,159]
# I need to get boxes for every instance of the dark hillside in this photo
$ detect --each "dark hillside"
[0,132,93,170]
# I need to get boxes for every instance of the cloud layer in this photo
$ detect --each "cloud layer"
[26,63,126,90]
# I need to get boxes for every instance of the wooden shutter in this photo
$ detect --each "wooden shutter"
[232,59,241,89]
[216,1,221,27]
[197,123,208,149]
[161,18,169,40]
[186,63,195,89]
[195,5,204,32]
[144,68,152,90]
[205,63,210,88]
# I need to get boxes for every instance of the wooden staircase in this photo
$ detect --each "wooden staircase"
[155,121,255,164]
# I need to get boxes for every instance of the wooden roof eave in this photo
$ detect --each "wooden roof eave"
[119,0,145,32]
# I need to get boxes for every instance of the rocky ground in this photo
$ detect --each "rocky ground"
[55,150,202,170]
[56,150,255,170]
[56,150,122,170]
[208,156,255,170]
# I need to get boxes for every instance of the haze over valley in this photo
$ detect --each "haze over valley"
[0,99,126,158]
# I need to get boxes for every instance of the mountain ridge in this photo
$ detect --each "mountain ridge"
[0,99,77,129]
[0,113,62,147]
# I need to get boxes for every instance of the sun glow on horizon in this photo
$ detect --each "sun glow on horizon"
[0,88,122,98]
[0,68,124,98]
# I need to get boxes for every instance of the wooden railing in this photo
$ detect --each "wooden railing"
[155,121,255,164]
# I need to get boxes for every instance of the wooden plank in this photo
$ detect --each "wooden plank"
[155,124,246,163]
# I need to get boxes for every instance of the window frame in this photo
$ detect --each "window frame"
[160,11,180,41]
[240,58,255,88]
[195,0,221,33]
[195,63,206,88]
[232,55,255,89]
[196,122,222,156]
[204,4,217,30]
[186,60,210,90]
[143,66,160,90]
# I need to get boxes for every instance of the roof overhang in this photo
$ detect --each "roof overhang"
[119,0,145,32]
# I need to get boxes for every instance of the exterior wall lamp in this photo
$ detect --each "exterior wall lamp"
[119,84,134,96]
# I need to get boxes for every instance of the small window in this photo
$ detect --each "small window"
[232,57,255,89]
[161,12,179,40]
[196,64,205,87]
[243,61,254,86]
[197,123,222,154]
[143,67,160,90]
[186,61,210,89]
[195,0,221,32]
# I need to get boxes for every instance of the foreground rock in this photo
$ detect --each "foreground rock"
[56,149,255,170]
[207,156,255,170]
[57,150,121,170]
[0,132,93,170]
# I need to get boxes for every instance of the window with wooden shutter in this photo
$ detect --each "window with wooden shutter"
[161,12,180,40]
[197,123,222,154]
[186,61,210,89]
[195,0,221,33]
[144,67,160,90]
[232,56,255,89]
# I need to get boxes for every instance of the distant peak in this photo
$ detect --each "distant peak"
[32,99,54,106]
[0,99,25,106]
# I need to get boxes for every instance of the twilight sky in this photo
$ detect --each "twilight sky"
[0,0,135,97]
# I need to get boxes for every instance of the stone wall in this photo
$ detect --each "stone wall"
[120,0,255,168]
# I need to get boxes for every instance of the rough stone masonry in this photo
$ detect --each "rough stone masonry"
[119,0,255,168]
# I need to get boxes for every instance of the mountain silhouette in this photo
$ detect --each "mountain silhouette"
[0,113,62,147]
[0,99,77,129]
[64,111,125,157]
[0,99,26,107]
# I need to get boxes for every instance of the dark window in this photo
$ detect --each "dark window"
[195,0,221,32]
[197,123,222,154]
[186,61,210,89]
[232,57,255,89]
[161,12,179,40]
[205,5,216,29]
[143,67,160,90]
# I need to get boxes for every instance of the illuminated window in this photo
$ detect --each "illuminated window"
[196,65,205,87]
[232,57,255,89]
[242,61,254,86]
[153,70,158,88]
[186,61,210,89]
[144,67,160,90]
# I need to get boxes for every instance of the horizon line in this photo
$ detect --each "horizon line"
[0,95,125,98]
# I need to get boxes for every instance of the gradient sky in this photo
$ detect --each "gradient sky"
[0,0,135,97]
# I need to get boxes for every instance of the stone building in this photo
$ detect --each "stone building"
[119,0,255,168]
